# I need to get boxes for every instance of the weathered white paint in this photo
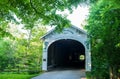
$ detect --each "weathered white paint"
[41,25,91,71]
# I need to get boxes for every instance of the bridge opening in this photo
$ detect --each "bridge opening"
[47,39,85,70]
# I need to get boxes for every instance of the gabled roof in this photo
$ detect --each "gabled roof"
[41,25,87,40]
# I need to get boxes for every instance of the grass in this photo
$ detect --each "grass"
[0,73,38,79]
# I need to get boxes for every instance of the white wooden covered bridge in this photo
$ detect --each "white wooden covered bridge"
[41,25,91,71]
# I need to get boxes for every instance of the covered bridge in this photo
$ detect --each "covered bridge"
[41,25,91,71]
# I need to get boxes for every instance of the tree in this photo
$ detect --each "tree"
[0,38,15,71]
[0,0,86,37]
[85,0,120,78]
[13,25,47,73]
[0,0,100,37]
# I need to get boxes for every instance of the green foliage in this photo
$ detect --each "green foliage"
[0,0,99,37]
[13,26,46,73]
[0,38,15,71]
[0,0,86,37]
[0,22,13,38]
[0,25,46,74]
[85,0,120,78]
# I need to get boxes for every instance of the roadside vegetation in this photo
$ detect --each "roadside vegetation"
[0,73,37,79]
[0,25,46,79]
[85,0,120,78]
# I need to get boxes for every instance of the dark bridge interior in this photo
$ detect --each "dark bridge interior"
[48,39,85,70]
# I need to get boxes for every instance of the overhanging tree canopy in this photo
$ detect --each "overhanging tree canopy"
[0,0,99,37]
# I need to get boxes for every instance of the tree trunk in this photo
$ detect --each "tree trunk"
[26,29,32,55]
[110,66,113,79]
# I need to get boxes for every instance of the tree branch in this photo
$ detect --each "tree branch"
[29,0,41,14]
